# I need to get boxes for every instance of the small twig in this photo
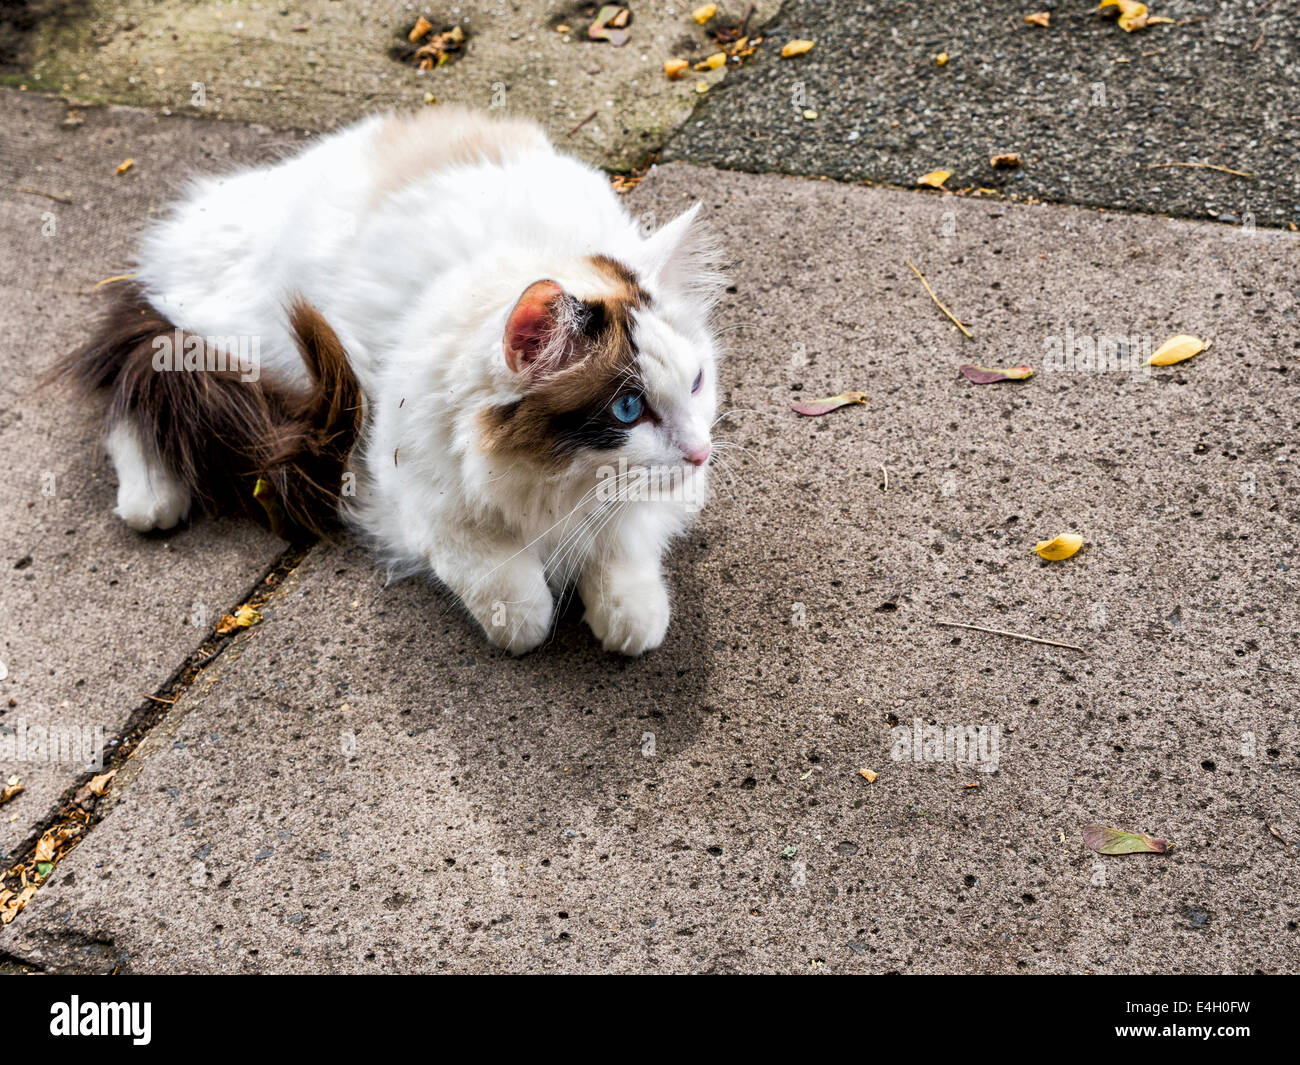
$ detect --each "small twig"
[17,186,72,205]
[566,109,598,137]
[935,619,1085,653]
[141,693,177,706]
[878,462,889,491]
[1145,161,1256,178]
[93,272,139,289]
[1252,30,1266,52]
[905,259,973,339]
[738,2,756,37]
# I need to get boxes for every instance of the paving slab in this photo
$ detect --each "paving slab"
[5,159,1297,973]
[0,90,286,860]
[4,0,777,172]
[667,0,1300,228]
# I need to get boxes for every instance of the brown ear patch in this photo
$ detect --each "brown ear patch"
[481,257,651,466]
[48,282,363,538]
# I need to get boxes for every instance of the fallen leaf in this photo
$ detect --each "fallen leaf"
[781,39,815,58]
[1082,823,1171,854]
[990,152,1022,168]
[790,391,868,417]
[664,58,689,79]
[695,81,710,94]
[1032,533,1084,561]
[692,3,717,23]
[694,52,726,71]
[1145,334,1209,366]
[252,476,289,538]
[917,169,953,188]
[588,5,631,46]
[115,158,134,175]
[34,830,58,863]
[1266,823,1286,845]
[858,768,879,783]
[958,363,1033,384]
[1098,0,1169,31]
[1025,11,1050,26]
[88,770,116,797]
[0,781,22,806]
[35,862,52,879]
[216,604,262,635]
[934,52,949,66]
[408,15,432,42]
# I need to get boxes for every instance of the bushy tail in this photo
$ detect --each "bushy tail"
[47,282,363,538]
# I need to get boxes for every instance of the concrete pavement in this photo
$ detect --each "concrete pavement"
[4,0,778,172]
[1,95,1296,968]
[0,92,287,864]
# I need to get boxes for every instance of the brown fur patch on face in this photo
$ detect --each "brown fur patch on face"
[480,258,651,467]
[47,282,363,538]
[369,105,552,206]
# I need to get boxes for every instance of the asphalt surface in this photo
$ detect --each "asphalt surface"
[667,0,1300,227]
[2,95,1297,971]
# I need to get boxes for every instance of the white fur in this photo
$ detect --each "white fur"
[123,107,722,654]
[105,421,192,532]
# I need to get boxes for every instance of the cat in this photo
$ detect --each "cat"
[57,106,724,656]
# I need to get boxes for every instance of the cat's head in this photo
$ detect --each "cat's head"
[480,206,722,498]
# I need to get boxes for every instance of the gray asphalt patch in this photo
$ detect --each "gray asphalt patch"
[667,0,1299,228]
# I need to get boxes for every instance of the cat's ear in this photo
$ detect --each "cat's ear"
[503,279,580,374]
[642,203,724,306]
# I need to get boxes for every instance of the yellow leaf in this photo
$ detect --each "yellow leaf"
[934,52,948,66]
[1025,11,1050,26]
[664,58,689,79]
[216,604,262,635]
[408,15,432,42]
[1146,334,1209,366]
[1033,534,1084,561]
[917,169,953,188]
[781,39,815,58]
[115,158,134,175]
[858,768,879,784]
[694,52,727,71]
[695,80,710,94]
[1099,0,1156,32]
[692,3,717,24]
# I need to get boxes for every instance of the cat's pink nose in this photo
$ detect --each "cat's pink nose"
[684,444,711,467]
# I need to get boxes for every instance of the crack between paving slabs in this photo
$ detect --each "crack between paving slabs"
[0,539,318,932]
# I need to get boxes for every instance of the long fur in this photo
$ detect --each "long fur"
[50,282,361,538]
[54,105,724,654]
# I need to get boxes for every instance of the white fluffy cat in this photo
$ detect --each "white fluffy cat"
[64,107,723,655]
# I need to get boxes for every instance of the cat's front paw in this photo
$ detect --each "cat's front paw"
[471,559,555,656]
[583,573,671,656]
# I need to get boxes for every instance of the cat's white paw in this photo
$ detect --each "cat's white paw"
[114,473,192,532]
[106,420,192,532]
[472,559,555,655]
[583,574,671,656]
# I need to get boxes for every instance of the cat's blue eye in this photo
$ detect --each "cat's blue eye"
[691,370,703,394]
[611,392,644,424]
